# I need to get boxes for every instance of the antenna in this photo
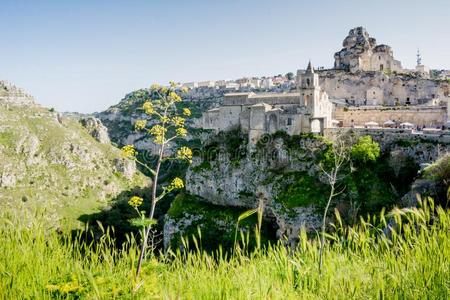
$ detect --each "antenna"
[416,49,422,66]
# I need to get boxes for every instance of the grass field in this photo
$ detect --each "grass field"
[1,199,449,299]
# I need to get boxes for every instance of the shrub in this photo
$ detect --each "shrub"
[351,135,380,163]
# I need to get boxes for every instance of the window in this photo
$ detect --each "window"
[287,118,292,126]
[306,78,310,86]
[380,64,384,71]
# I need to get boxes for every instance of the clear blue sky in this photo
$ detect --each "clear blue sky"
[1,0,449,113]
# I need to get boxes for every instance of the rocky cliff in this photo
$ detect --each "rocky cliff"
[0,81,149,228]
[180,132,329,247]
[96,87,226,152]
[163,128,450,248]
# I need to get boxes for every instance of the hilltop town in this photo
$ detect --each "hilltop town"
[191,27,450,143]
[179,27,450,91]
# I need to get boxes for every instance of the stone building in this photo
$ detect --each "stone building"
[334,27,403,73]
[203,26,450,139]
[203,62,333,143]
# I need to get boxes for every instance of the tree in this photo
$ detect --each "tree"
[285,72,294,81]
[121,82,193,278]
[318,136,351,272]
[350,135,380,163]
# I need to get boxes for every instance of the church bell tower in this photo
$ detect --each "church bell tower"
[297,61,320,114]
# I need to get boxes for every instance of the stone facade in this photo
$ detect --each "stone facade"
[334,27,403,73]
[203,62,333,143]
[334,106,447,128]
[203,26,450,141]
[319,70,449,106]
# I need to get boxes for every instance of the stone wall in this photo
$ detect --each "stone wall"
[333,106,447,127]
[318,70,449,106]
[324,128,450,164]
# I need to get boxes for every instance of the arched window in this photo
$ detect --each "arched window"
[305,95,310,106]
[306,78,310,86]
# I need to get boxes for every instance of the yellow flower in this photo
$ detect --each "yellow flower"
[160,86,169,95]
[45,284,59,292]
[121,145,137,158]
[150,84,160,91]
[161,116,170,123]
[177,146,193,162]
[154,135,164,144]
[58,281,83,294]
[142,101,154,115]
[176,127,187,137]
[170,177,184,189]
[169,81,177,88]
[172,116,185,127]
[128,196,143,208]
[182,108,191,116]
[149,125,167,136]
[169,91,182,102]
[181,86,189,93]
[134,119,147,130]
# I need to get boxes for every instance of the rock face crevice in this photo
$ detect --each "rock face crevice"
[169,134,330,246]
[164,129,450,248]
[80,117,111,144]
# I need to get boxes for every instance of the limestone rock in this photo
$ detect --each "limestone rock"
[184,136,326,245]
[0,81,35,106]
[0,80,149,227]
[114,158,136,179]
[0,171,16,188]
[80,117,111,144]
[334,26,402,73]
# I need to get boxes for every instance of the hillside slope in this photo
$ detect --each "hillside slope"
[0,81,149,227]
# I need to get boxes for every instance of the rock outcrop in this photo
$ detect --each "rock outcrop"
[171,133,329,246]
[334,26,402,73]
[80,117,111,144]
[0,81,149,227]
[0,81,35,106]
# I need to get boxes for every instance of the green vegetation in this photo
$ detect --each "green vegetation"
[256,131,327,151]
[1,199,449,299]
[423,154,450,204]
[0,104,148,229]
[270,135,418,220]
[119,83,194,277]
[192,128,248,170]
[350,135,380,163]
[275,171,329,209]
[167,193,275,250]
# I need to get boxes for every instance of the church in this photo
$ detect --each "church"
[203,62,333,144]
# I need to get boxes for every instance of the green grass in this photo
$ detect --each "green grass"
[167,193,275,250]
[1,199,449,299]
[0,104,149,230]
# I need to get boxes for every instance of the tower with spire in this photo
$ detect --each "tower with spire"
[297,61,321,114]
[416,49,422,66]
[415,49,430,78]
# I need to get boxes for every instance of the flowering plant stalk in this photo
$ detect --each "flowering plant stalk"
[121,82,192,278]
